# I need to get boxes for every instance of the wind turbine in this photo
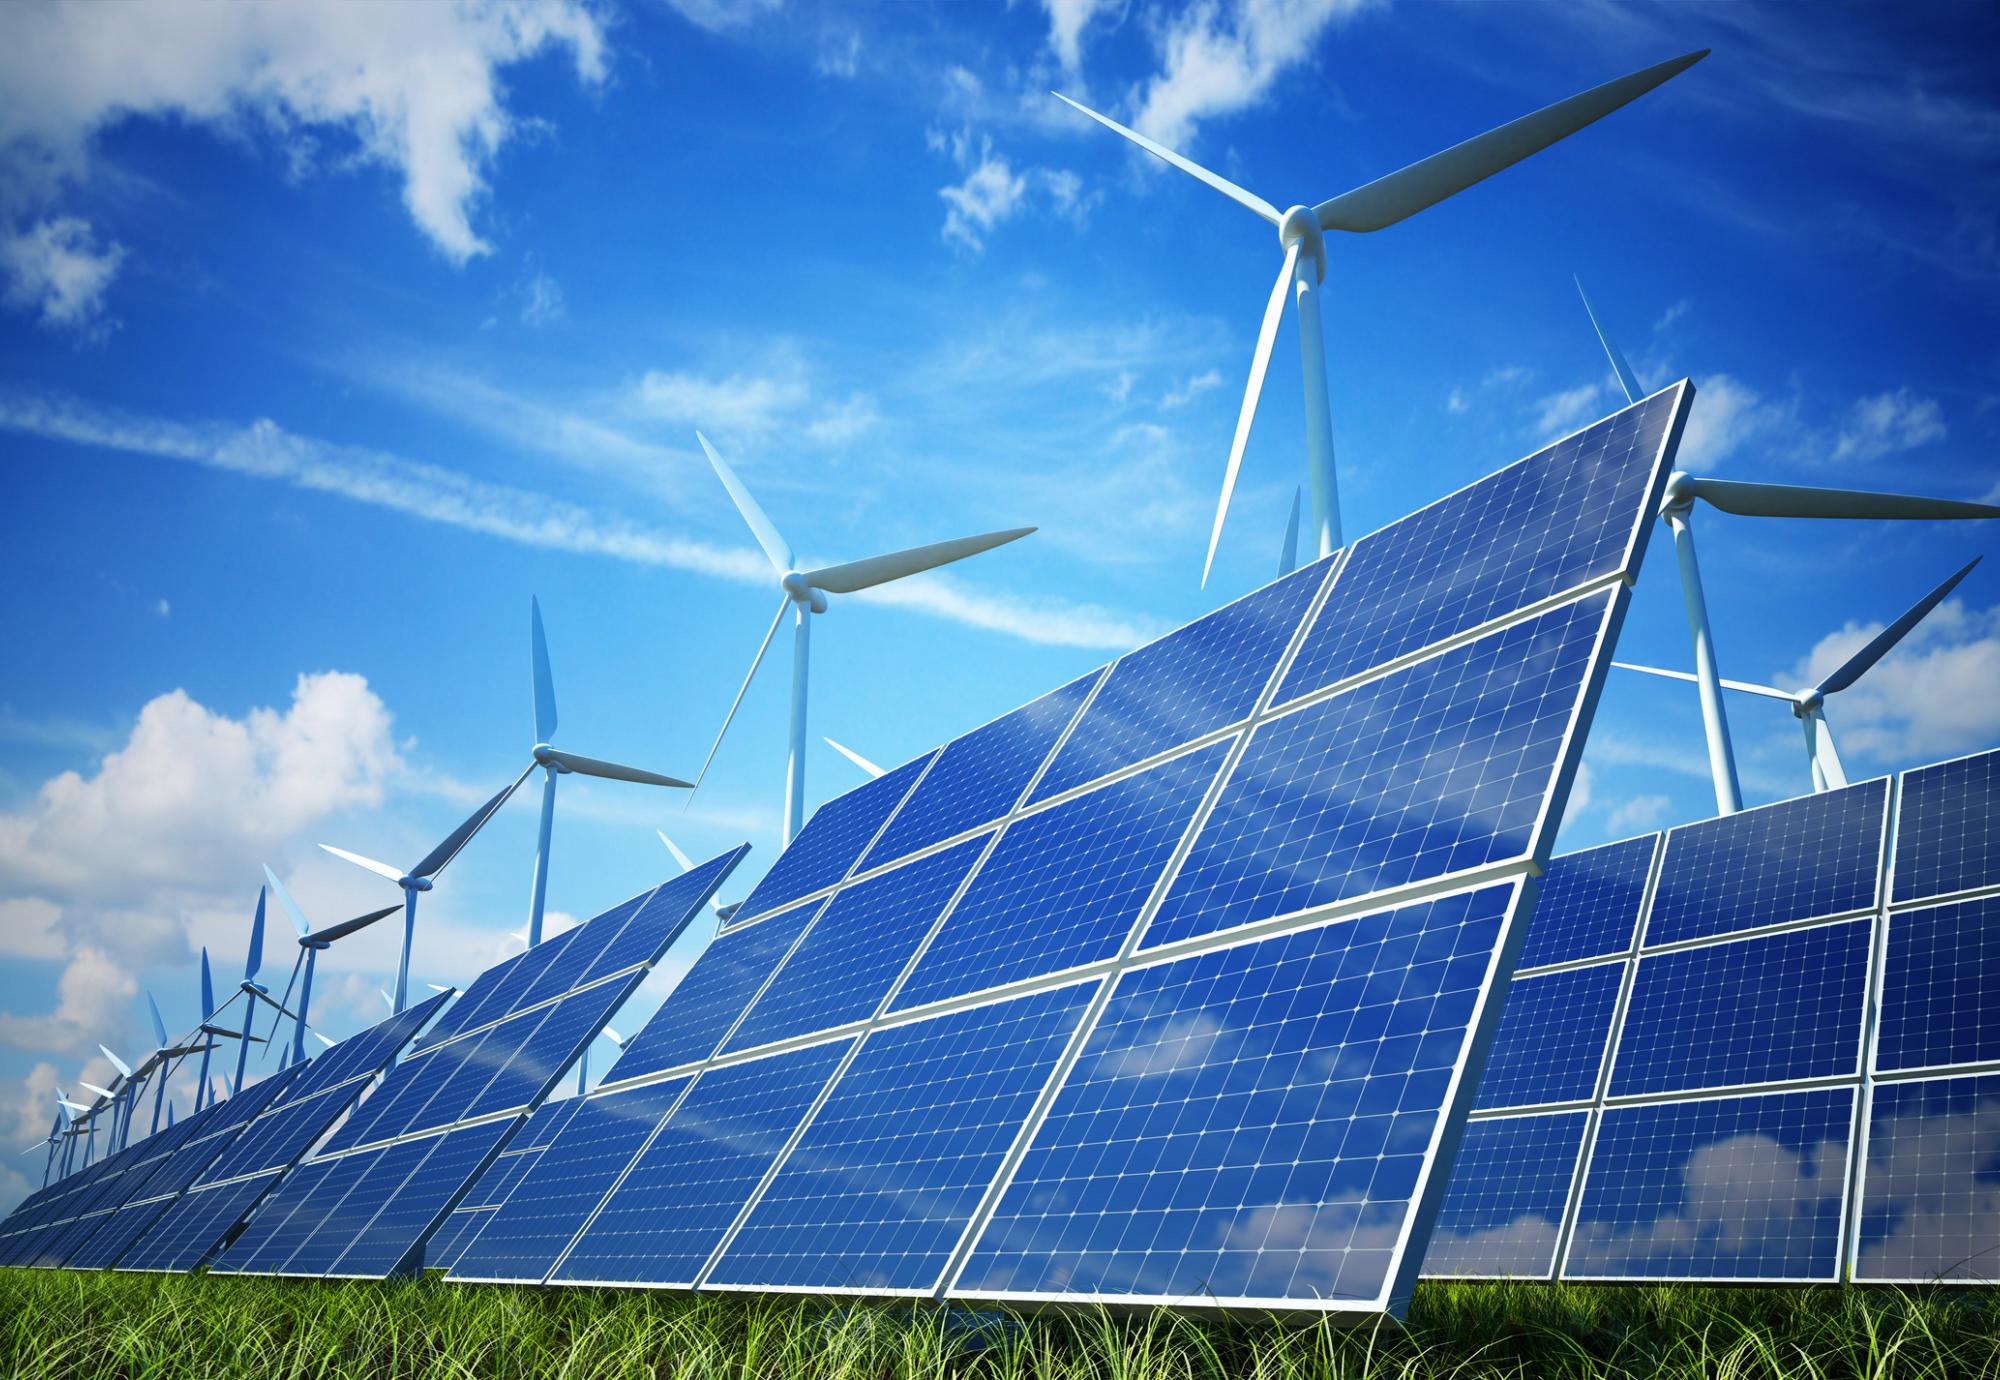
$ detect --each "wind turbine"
[823,738,885,780]
[224,888,299,1098]
[1616,559,1980,792]
[135,992,211,1137]
[1574,277,2000,814]
[190,948,249,1113]
[320,771,531,1014]
[517,597,692,947]
[1056,50,1706,585]
[94,1044,136,1151]
[261,865,400,1067]
[691,431,1036,843]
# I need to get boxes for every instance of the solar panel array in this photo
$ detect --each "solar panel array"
[1426,745,2000,1285]
[204,847,746,1279]
[441,384,1693,1318]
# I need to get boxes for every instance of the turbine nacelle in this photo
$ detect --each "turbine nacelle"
[1659,469,1698,520]
[780,572,829,612]
[1276,205,1325,282]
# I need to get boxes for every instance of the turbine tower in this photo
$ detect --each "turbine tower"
[1575,278,2000,813]
[1616,559,1980,792]
[691,431,1036,843]
[1057,49,1707,585]
[262,865,400,1067]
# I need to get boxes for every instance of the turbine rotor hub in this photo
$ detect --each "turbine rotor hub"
[782,572,828,613]
[1659,470,1697,520]
[400,875,432,892]
[1277,205,1326,284]
[533,743,556,765]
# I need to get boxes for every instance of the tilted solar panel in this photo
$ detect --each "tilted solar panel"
[446,384,1694,1318]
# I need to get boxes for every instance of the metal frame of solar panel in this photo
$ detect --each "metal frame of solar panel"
[207,847,747,1281]
[109,992,451,1273]
[1424,743,2000,1286]
[444,383,1694,1320]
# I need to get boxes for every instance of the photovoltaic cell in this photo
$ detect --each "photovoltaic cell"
[552,1040,851,1286]
[729,751,936,925]
[1876,896,2000,1073]
[891,742,1228,1013]
[1645,778,1886,947]
[581,850,747,986]
[327,1121,514,1277]
[1892,747,2000,905]
[1853,1072,2000,1283]
[956,886,1517,1306]
[707,981,1099,1293]
[724,837,985,1054]
[1145,591,1612,951]
[117,1171,275,1273]
[1423,1111,1586,1278]
[1515,834,1655,970]
[1472,962,1622,1111]
[274,1138,437,1276]
[863,671,1102,868]
[448,1079,687,1283]
[210,1157,356,1276]
[1277,385,1682,704]
[1564,1088,1852,1281]
[1029,560,1332,803]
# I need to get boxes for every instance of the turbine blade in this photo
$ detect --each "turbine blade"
[686,597,789,796]
[268,951,305,1059]
[824,737,885,778]
[696,431,795,572]
[1205,238,1299,588]
[313,1031,335,1048]
[246,886,266,982]
[1051,91,1281,225]
[1278,487,1301,577]
[200,947,215,1020]
[97,1045,131,1079]
[1815,558,1980,699]
[1573,275,1641,404]
[655,830,696,871]
[146,992,168,1049]
[262,864,311,939]
[531,595,558,744]
[802,528,1036,594]
[1316,50,1707,233]
[544,748,692,790]
[313,904,402,944]
[411,764,535,880]
[1687,478,2000,521]
[318,844,406,885]
[1611,661,1794,701]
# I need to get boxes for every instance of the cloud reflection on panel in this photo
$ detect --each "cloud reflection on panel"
[1854,1074,2000,1283]
[1422,1111,1586,1279]
[1565,1089,1852,1281]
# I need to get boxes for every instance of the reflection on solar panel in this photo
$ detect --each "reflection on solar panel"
[206,848,744,1280]
[442,384,1693,1318]
[1426,745,2000,1285]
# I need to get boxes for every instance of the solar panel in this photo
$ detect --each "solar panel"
[1891,746,2000,905]
[1471,963,1622,1112]
[1852,1071,2000,1282]
[1876,895,2000,1073]
[434,384,1694,1317]
[424,1099,583,1274]
[1422,1110,1586,1279]
[1515,834,1658,970]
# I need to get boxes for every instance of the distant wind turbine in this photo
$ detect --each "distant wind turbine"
[1057,50,1707,585]
[823,738,885,779]
[226,888,298,1098]
[1575,277,2000,813]
[1616,559,1980,792]
[262,865,400,1068]
[656,830,730,924]
[690,431,1035,843]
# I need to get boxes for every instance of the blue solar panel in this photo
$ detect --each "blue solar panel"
[1876,896,2000,1073]
[411,958,522,1054]
[552,1040,851,1286]
[329,1122,514,1277]
[1646,778,1886,947]
[64,1199,168,1271]
[1145,591,1614,951]
[580,848,749,986]
[209,1158,352,1275]
[423,1203,489,1273]
[1517,834,1657,970]
[724,837,985,1054]
[708,981,1099,1293]
[1276,385,1683,705]
[955,885,1517,1307]
[1892,748,2000,905]
[730,751,937,925]
[864,671,1103,868]
[1611,920,1870,1097]
[605,896,822,1081]
[276,1138,439,1276]
[1473,962,1622,1111]
[1422,1111,1586,1278]
[116,1171,276,1272]
[1029,560,1332,803]
[1853,1072,2000,1283]
[203,1085,372,1182]
[892,742,1228,1012]
[448,1079,689,1283]
[320,1049,456,1155]
[1564,1088,1852,1281]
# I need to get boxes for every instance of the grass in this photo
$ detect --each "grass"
[1,1270,1995,1379]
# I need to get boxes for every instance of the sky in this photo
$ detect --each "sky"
[0,0,1995,1209]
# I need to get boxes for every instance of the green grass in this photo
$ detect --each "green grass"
[1,1270,1994,1379]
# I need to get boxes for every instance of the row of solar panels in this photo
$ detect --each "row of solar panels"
[1426,744,2000,1284]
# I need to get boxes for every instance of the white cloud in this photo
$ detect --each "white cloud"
[0,0,607,267]
[0,216,125,333]
[635,367,811,440]
[1565,761,1595,817]
[803,392,879,447]
[1162,369,1223,410]
[814,30,863,80]
[1830,387,1946,463]
[1533,383,1602,439]
[1606,793,1671,835]
[1782,596,2000,765]
[1446,387,1468,414]
[519,270,565,327]
[941,147,1031,252]
[661,0,783,33]
[0,899,64,961]
[1043,0,1118,74]
[1131,0,1374,152]
[0,948,138,1057]
[1676,373,1788,472]
[156,598,172,618]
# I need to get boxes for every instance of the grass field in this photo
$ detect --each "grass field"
[2,1270,1994,1379]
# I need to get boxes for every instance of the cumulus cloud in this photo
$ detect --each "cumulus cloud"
[1857,1090,2000,1282]
[1534,383,1603,439]
[929,126,1089,252]
[1675,373,1790,472]
[1830,387,1947,463]
[1043,0,1118,74]
[0,217,125,333]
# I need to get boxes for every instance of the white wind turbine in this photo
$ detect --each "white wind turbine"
[823,738,885,780]
[262,865,401,1068]
[690,432,1036,843]
[1575,278,2000,813]
[1056,50,1707,586]
[1616,559,1980,793]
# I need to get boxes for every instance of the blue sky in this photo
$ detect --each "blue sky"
[0,0,1995,1206]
